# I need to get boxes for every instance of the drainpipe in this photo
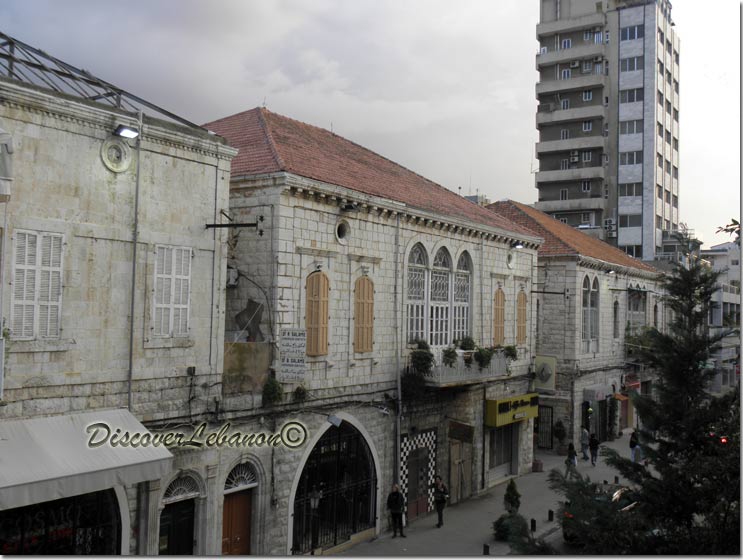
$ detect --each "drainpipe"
[127,110,143,411]
[208,144,220,368]
[394,214,402,483]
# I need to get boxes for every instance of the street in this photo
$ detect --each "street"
[345,432,634,556]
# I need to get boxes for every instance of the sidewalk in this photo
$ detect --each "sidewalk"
[345,432,633,556]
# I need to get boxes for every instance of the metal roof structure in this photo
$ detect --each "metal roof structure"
[0,31,202,130]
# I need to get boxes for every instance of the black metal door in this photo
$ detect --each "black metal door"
[159,499,195,555]
[598,399,608,442]
[537,405,553,449]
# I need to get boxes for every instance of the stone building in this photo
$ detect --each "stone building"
[0,34,237,554]
[489,200,664,449]
[205,107,543,554]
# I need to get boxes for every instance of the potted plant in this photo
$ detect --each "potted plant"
[294,384,308,403]
[262,375,283,407]
[442,346,458,368]
[402,340,433,402]
[474,346,494,370]
[409,339,434,375]
[458,336,476,366]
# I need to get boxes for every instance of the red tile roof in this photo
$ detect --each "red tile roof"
[487,200,658,273]
[204,107,538,240]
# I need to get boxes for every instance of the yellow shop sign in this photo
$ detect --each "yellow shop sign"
[485,393,539,427]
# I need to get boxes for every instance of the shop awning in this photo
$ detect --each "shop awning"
[0,408,173,510]
[614,393,630,401]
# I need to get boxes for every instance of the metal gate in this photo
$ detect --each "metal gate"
[536,405,553,449]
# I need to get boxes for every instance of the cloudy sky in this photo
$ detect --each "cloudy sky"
[1,0,739,247]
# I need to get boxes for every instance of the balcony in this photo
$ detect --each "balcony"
[536,74,607,96]
[536,42,604,68]
[536,104,606,125]
[536,12,604,37]
[535,166,605,183]
[535,197,606,213]
[408,349,512,388]
[536,135,606,154]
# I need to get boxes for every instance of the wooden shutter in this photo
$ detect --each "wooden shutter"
[12,231,37,339]
[516,291,527,345]
[493,288,505,346]
[354,276,374,353]
[38,233,63,337]
[306,271,329,356]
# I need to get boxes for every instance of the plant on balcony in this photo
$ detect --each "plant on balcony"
[459,336,476,351]
[442,346,458,368]
[474,346,494,370]
[262,375,283,407]
[409,339,434,375]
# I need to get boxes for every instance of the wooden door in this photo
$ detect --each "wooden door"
[222,490,252,555]
[406,447,430,521]
[159,499,195,555]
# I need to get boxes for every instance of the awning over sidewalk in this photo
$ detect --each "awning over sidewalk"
[0,408,173,510]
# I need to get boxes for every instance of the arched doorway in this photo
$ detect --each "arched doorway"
[159,475,200,555]
[222,463,258,555]
[291,421,377,554]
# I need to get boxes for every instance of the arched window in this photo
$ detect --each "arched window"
[613,300,620,338]
[453,252,471,341]
[306,271,329,356]
[582,276,599,352]
[516,290,527,345]
[493,288,505,346]
[429,248,452,347]
[407,244,427,343]
[354,276,374,353]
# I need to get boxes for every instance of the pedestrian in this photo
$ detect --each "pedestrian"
[565,443,579,479]
[589,433,600,466]
[431,475,449,528]
[630,430,639,463]
[580,426,590,460]
[386,483,406,538]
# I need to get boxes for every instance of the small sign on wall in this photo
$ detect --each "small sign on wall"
[279,329,306,382]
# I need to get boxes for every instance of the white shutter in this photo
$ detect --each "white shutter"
[172,248,191,336]
[153,246,191,337]
[38,234,63,337]
[11,232,37,339]
[154,246,172,336]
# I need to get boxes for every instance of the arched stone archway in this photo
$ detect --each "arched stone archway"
[290,420,378,554]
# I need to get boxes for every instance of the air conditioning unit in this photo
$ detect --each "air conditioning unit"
[570,60,580,68]
[604,218,615,228]
[570,155,580,163]
[607,231,617,238]
[594,56,603,62]
[540,47,548,54]
[570,150,579,156]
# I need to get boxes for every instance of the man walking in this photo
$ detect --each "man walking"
[386,483,406,538]
[431,475,449,528]
[580,426,590,461]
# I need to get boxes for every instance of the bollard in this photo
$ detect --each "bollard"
[531,518,537,532]
[615,475,620,484]
[548,509,554,522]
[483,544,490,555]
[603,480,608,485]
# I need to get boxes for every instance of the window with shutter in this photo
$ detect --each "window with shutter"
[306,271,329,356]
[11,230,63,340]
[153,245,192,337]
[516,290,527,345]
[354,276,374,353]
[493,288,505,346]
[453,253,471,341]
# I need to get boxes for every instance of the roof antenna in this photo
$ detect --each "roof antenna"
[262,97,267,108]
[331,121,334,134]
[458,186,462,197]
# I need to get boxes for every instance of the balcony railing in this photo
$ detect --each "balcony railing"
[408,348,511,387]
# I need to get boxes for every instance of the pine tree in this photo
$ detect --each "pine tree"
[520,231,740,555]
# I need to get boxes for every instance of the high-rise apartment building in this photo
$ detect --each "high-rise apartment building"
[534,0,680,261]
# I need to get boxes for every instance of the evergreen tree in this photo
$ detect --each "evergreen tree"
[515,231,740,555]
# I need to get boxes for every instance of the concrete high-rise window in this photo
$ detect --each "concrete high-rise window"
[560,189,568,200]
[619,88,643,103]
[561,99,570,110]
[560,129,570,140]
[620,25,643,41]
[581,180,591,192]
[619,214,642,228]
[582,151,592,163]
[561,68,571,80]
[620,120,643,134]
[583,30,593,41]
[582,90,593,101]
[561,38,572,49]
[619,183,642,197]
[560,159,569,170]
[582,120,592,132]
[620,56,643,72]
[619,151,643,165]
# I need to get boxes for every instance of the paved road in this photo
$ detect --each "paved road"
[345,432,634,556]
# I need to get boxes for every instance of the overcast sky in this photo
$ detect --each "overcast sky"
[1,0,739,247]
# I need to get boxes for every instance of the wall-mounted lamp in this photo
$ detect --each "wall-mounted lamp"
[114,124,139,139]
[327,414,342,427]
[512,241,524,249]
[340,201,358,212]
[608,270,616,275]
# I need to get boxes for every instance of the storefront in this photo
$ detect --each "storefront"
[0,409,173,555]
[485,394,538,479]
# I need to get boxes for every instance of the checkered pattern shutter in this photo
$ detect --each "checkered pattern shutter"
[306,271,329,356]
[493,288,505,346]
[353,276,374,353]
